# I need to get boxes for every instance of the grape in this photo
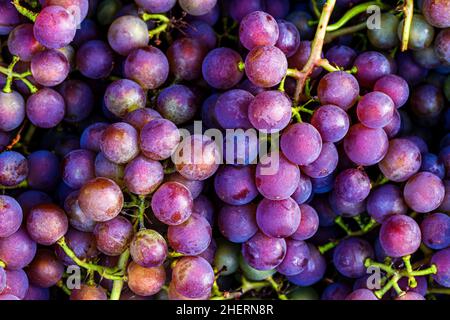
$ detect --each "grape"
[334,168,371,204]
[139,119,180,162]
[288,41,323,78]
[130,229,167,268]
[124,46,169,90]
[238,255,275,282]
[431,248,450,288]
[256,197,301,238]
[201,48,244,89]
[356,91,395,129]
[434,29,450,64]
[214,165,258,205]
[0,195,22,238]
[413,47,441,69]
[329,191,365,218]
[0,91,25,132]
[379,215,421,258]
[367,184,407,223]
[245,45,287,88]
[167,38,206,81]
[100,122,139,164]
[286,244,326,286]
[107,15,149,55]
[27,203,68,245]
[333,238,374,278]
[439,180,450,212]
[26,88,65,128]
[242,231,286,270]
[214,89,253,130]
[223,128,259,165]
[317,71,359,111]
[94,152,125,186]
[410,84,444,121]
[290,204,319,241]
[255,153,300,200]
[353,51,391,88]
[0,294,20,300]
[70,284,107,300]
[151,181,193,225]
[239,11,279,50]
[127,262,166,296]
[286,11,314,40]
[311,105,349,143]
[167,282,210,300]
[281,123,322,166]
[397,14,435,50]
[213,240,239,276]
[178,0,217,16]
[30,49,69,87]
[165,172,204,199]
[229,0,263,22]
[55,228,98,265]
[192,195,214,226]
[80,123,108,152]
[367,13,400,49]
[373,74,409,109]
[421,153,445,179]
[422,0,450,28]
[397,276,428,297]
[396,52,429,86]
[171,256,214,298]
[404,172,445,213]
[343,124,388,166]
[124,155,164,195]
[247,90,291,132]
[0,151,29,187]
[94,216,133,256]
[266,0,289,18]
[218,204,258,243]
[7,24,44,62]
[23,285,50,300]
[78,177,124,222]
[325,45,356,69]
[135,0,176,13]
[395,292,425,300]
[26,249,64,288]
[76,40,114,79]
[301,143,339,180]
[125,108,161,131]
[58,80,94,122]
[321,283,352,300]
[276,239,310,276]
[311,195,337,227]
[17,190,52,217]
[62,149,96,189]
[0,228,37,270]
[420,213,450,250]
[104,79,146,118]
[2,269,29,300]
[33,6,77,49]
[156,84,198,125]
[168,213,212,255]
[64,191,96,232]
[291,175,312,205]
[173,134,220,181]
[26,150,59,191]
[345,289,378,300]
[275,20,300,57]
[184,20,217,50]
[40,0,89,24]
[0,0,20,35]
[440,146,450,178]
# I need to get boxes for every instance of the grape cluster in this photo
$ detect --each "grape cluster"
[0,0,450,301]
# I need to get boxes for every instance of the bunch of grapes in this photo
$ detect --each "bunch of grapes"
[0,0,449,301]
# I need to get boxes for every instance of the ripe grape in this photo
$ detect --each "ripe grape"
[30,49,69,87]
[367,184,407,223]
[356,91,395,129]
[7,24,44,62]
[214,165,258,205]
[329,191,366,218]
[239,11,279,50]
[62,149,96,189]
[373,74,409,109]
[64,191,96,232]
[55,228,98,265]
[171,256,214,298]
[127,262,166,296]
[27,203,68,245]
[17,191,52,217]
[0,151,28,187]
[421,153,446,179]
[311,105,349,142]
[107,15,149,55]
[431,248,450,288]
[2,269,29,300]
[167,38,206,81]
[404,172,445,213]
[151,181,193,225]
[0,0,21,35]
[422,0,450,28]
[26,249,64,288]
[165,172,204,199]
[168,213,212,255]
[281,123,322,165]
[334,168,370,203]
[353,51,391,88]
[410,84,444,120]
[291,204,319,241]
[286,244,326,286]
[70,284,107,300]
[218,204,258,243]
[94,216,133,256]
[434,29,450,65]
[184,20,217,49]
[0,195,22,238]
[100,122,139,164]
[345,289,378,300]
[0,227,37,270]
[178,0,217,16]
[135,0,176,13]
[396,52,428,85]
[291,175,312,205]
[76,40,114,79]
[202,48,244,89]
[94,152,125,186]
[276,239,310,276]
[156,84,198,125]
[215,89,253,129]
[245,45,287,88]
[130,229,168,268]
[124,156,163,195]
[125,108,162,131]
[301,142,339,179]
[379,215,421,258]
[333,238,374,278]
[420,213,450,250]
[26,88,65,128]
[248,90,291,132]
[317,71,359,111]
[0,91,25,132]
[80,122,108,152]
[104,79,146,118]
[256,197,301,238]
[242,231,286,270]
[239,254,276,281]
[58,80,94,122]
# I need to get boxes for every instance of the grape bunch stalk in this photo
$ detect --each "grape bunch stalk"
[0,0,450,301]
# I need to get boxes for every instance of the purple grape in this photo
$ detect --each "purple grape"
[291,175,312,205]
[140,119,180,161]
[275,20,300,57]
[0,195,23,238]
[135,0,176,13]
[0,294,20,300]
[62,149,95,189]
[30,49,69,87]
[2,269,29,300]
[107,15,149,55]
[291,204,319,241]
[237,79,266,96]
[78,177,124,222]
[242,231,286,270]
[329,191,366,218]
[311,174,336,196]
[218,204,258,243]
[94,152,125,186]
[440,146,450,178]
[239,11,279,50]
[70,284,107,300]
[257,197,300,238]
[178,0,216,16]
[33,6,77,49]
[383,109,401,138]
[193,195,214,226]
[422,0,450,28]
[40,0,89,24]
[421,153,445,179]
[80,122,108,152]
[325,45,356,69]
[431,248,450,287]
[17,190,52,217]
[104,79,146,118]
[410,84,444,120]
[276,239,310,276]
[395,292,426,300]
[334,168,371,203]
[245,45,287,88]
[301,142,339,179]
[421,213,450,250]
[27,204,68,245]
[345,289,378,300]
[353,51,391,88]
[248,90,291,132]
[214,165,258,205]
[23,285,50,300]
[333,238,374,278]
[165,172,204,199]
[343,124,388,166]
[127,262,166,296]
[439,180,450,212]
[367,184,407,223]
[397,276,428,297]
[189,2,219,25]
[0,91,25,132]
[156,84,198,125]
[173,134,220,181]
[7,24,44,62]
[356,91,395,129]
[151,181,193,225]
[184,20,217,50]
[215,89,253,129]
[202,48,244,89]
[286,244,326,286]
[26,88,65,128]
[76,40,114,79]
[0,227,37,270]
[373,74,409,108]
[223,128,259,165]
[124,155,164,195]
[73,19,99,47]
[55,228,98,265]
[58,80,94,122]
[396,52,429,86]
[404,172,445,213]
[379,215,421,258]
[281,123,322,166]
[255,153,300,200]
[168,213,212,255]
[26,150,59,190]
[171,256,214,298]
[229,0,263,22]
[26,249,64,288]
[94,216,133,256]
[64,191,96,232]
[0,151,28,187]
[167,38,206,81]
[100,122,139,164]
[0,0,21,35]
[311,105,349,142]
[317,71,359,111]
[125,108,162,131]
[286,10,314,40]
[130,229,168,268]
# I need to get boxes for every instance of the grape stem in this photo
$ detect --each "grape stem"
[0,61,38,94]
[141,13,171,39]
[12,0,38,21]
[0,179,29,189]
[324,21,367,43]
[2,56,20,93]
[427,288,450,295]
[210,276,272,300]
[0,260,6,268]
[402,255,417,288]
[266,276,288,300]
[56,280,72,296]
[109,249,130,300]
[375,273,402,299]
[400,0,414,51]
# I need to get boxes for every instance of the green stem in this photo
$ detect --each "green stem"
[278,76,286,92]
[401,0,414,51]
[372,175,389,188]
[1,179,29,189]
[168,251,184,258]
[375,273,401,299]
[12,0,38,21]
[317,59,340,72]
[403,265,437,277]
[318,240,339,254]
[56,280,72,296]
[109,249,130,300]
[311,0,321,18]
[3,56,20,93]
[402,255,417,288]
[0,260,5,268]
[291,108,302,123]
[427,288,450,295]
[324,22,367,43]
[149,23,169,39]
[364,259,396,275]
[137,195,146,230]
[238,61,245,72]
[141,13,170,23]
[266,276,288,300]
[334,216,352,235]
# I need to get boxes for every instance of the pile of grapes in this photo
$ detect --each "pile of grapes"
[0,0,449,301]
